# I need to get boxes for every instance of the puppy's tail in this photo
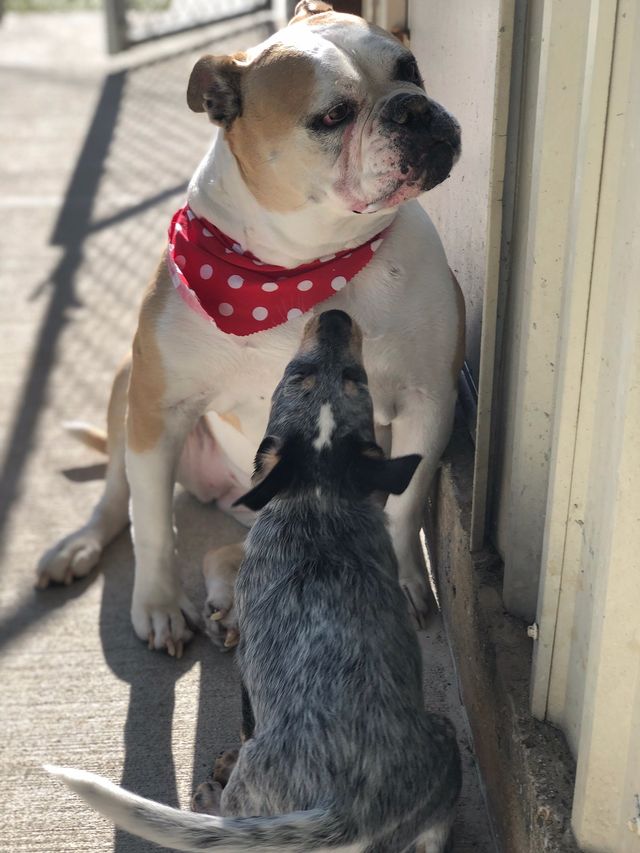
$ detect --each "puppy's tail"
[45,765,344,852]
[63,420,108,454]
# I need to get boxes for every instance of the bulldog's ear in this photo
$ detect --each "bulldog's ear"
[187,53,247,127]
[233,436,295,511]
[352,446,422,497]
[290,1,333,23]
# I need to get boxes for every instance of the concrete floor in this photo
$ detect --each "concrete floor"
[0,11,496,852]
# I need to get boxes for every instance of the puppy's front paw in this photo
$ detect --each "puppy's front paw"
[212,748,240,787]
[192,780,223,814]
[131,591,199,658]
[202,543,243,651]
[36,528,103,588]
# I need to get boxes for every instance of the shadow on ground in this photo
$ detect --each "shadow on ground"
[0,15,270,853]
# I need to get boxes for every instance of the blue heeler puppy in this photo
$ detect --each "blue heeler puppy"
[45,310,461,852]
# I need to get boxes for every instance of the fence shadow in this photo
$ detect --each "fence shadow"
[0,17,271,853]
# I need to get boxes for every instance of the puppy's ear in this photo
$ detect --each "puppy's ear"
[187,53,247,127]
[353,447,422,496]
[290,1,333,23]
[233,436,295,511]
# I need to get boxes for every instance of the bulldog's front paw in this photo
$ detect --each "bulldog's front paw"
[202,543,244,651]
[35,527,103,588]
[204,597,239,651]
[399,573,436,630]
[131,591,199,658]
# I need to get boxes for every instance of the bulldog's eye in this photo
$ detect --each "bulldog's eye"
[322,103,351,127]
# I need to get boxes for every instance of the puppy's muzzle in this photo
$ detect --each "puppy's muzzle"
[317,308,352,337]
[301,310,363,359]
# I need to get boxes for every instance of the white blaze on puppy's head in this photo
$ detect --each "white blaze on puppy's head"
[313,403,336,451]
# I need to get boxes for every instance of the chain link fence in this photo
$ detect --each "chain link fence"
[1,0,273,50]
[106,0,272,52]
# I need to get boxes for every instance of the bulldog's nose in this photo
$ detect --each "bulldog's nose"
[384,93,430,128]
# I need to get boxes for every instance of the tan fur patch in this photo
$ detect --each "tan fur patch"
[106,356,131,455]
[299,315,363,360]
[362,444,384,460]
[450,269,466,387]
[348,319,364,363]
[219,410,243,432]
[298,11,365,27]
[202,543,245,584]
[186,53,246,114]
[126,258,170,453]
[253,444,281,483]
[299,314,321,352]
[289,0,333,23]
[212,748,240,786]
[226,46,316,212]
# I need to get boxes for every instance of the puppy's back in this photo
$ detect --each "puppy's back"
[236,495,460,832]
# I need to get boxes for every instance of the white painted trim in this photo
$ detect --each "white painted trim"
[529,0,618,722]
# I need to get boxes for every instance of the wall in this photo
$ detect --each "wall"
[532,1,640,848]
[489,0,640,847]
[408,0,515,549]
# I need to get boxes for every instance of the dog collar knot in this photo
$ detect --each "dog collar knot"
[168,205,385,336]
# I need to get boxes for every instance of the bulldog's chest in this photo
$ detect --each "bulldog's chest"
[208,319,399,446]
[160,214,431,444]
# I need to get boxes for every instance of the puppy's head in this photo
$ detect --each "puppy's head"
[236,310,421,510]
[187,1,460,214]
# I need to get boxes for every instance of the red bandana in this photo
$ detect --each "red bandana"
[167,205,385,336]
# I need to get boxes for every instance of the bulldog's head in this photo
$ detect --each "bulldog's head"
[187,0,461,215]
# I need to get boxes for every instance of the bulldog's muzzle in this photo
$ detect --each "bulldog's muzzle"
[381,92,461,191]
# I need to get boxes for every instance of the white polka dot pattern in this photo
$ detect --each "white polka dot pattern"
[252,306,268,321]
[168,205,386,336]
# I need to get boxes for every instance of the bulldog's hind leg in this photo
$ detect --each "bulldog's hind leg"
[36,359,131,588]
[202,542,244,650]
[176,414,254,526]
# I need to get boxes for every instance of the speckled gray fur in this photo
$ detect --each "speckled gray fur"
[223,310,461,851]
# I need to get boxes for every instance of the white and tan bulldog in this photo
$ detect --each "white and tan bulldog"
[36,0,464,656]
